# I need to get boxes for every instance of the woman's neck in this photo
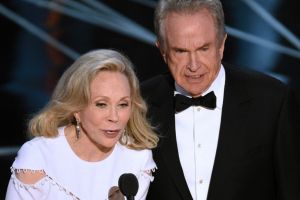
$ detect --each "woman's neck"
[64,125,114,162]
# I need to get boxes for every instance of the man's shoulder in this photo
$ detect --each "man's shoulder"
[141,72,171,88]
[223,63,287,91]
[141,72,174,96]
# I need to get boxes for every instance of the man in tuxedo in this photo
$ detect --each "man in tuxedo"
[141,0,300,199]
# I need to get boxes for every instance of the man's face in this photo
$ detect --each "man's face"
[159,9,226,97]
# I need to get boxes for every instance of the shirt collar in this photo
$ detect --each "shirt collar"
[174,64,225,109]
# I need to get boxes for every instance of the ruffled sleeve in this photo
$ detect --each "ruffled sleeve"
[6,173,52,200]
[5,139,80,200]
[135,150,157,200]
[5,139,49,200]
[6,173,79,200]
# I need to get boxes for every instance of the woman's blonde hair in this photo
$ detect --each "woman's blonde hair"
[28,49,158,149]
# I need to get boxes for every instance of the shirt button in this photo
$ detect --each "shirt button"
[199,179,203,184]
[197,107,201,111]
[197,144,201,148]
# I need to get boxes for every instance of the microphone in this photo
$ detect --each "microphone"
[118,173,139,200]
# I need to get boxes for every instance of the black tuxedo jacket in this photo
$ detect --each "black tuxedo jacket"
[141,65,300,200]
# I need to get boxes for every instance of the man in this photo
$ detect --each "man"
[141,0,300,200]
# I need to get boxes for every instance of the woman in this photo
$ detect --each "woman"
[5,49,159,200]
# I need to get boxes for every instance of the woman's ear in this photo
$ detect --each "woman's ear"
[74,112,80,122]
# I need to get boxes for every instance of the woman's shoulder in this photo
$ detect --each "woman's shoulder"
[12,137,47,170]
[13,131,65,170]
[19,134,62,153]
[114,144,156,170]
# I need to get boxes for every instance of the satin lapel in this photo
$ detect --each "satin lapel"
[207,67,253,200]
[151,74,193,199]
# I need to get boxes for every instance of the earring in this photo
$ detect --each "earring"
[75,119,80,139]
[121,128,128,145]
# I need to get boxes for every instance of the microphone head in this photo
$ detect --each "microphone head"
[118,173,139,197]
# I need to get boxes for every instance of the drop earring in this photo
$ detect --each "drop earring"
[75,119,80,139]
[121,128,128,145]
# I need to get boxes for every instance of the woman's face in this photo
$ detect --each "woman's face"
[76,71,132,153]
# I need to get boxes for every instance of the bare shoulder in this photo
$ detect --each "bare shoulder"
[15,169,46,184]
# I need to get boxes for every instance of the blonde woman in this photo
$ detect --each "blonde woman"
[6,49,158,200]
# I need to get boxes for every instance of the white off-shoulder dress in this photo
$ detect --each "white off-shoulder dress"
[5,126,156,200]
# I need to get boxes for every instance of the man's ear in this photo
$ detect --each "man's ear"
[156,41,166,63]
[219,34,227,60]
[155,40,160,49]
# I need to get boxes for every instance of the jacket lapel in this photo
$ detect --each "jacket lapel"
[207,66,253,199]
[149,74,193,199]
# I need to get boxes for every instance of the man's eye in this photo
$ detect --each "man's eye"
[175,49,185,53]
[201,46,209,51]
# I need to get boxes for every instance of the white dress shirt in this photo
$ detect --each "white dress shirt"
[175,65,225,200]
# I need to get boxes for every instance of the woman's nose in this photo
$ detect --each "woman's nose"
[108,107,119,122]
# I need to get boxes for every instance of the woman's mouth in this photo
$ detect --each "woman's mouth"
[103,129,121,138]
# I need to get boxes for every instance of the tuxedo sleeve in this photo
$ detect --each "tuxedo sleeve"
[275,88,300,200]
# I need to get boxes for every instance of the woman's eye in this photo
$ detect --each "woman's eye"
[119,103,129,108]
[95,102,106,108]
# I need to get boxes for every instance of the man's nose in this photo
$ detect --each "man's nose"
[188,53,200,71]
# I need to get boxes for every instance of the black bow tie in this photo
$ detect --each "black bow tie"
[174,91,217,113]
